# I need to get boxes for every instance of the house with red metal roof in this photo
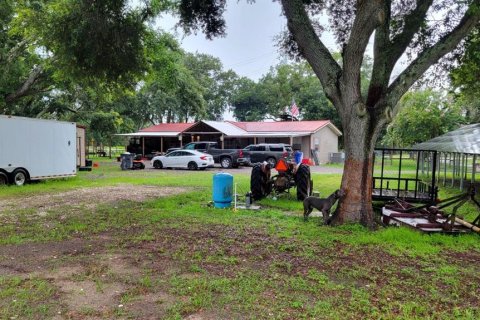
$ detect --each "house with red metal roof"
[139,123,193,134]
[119,120,341,164]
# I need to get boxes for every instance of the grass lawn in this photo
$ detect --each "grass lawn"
[0,158,479,319]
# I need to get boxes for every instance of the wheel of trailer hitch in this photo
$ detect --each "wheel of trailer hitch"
[295,164,311,201]
[12,169,27,186]
[153,160,163,169]
[0,172,8,185]
[250,164,268,200]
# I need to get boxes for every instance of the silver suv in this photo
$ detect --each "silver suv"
[238,143,293,167]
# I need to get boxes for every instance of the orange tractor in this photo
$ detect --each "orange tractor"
[250,157,312,201]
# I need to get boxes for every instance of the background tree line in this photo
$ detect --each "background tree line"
[1,0,478,151]
[0,1,341,147]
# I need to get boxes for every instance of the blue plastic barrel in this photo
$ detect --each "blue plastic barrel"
[294,151,304,165]
[212,172,233,208]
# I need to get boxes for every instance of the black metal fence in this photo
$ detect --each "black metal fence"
[372,148,438,204]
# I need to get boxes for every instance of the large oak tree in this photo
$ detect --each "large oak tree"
[175,0,480,227]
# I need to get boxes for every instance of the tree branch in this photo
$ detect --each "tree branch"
[5,65,46,104]
[367,0,391,107]
[368,0,432,108]
[36,104,55,119]
[5,39,29,64]
[343,0,383,91]
[387,5,480,109]
[388,0,433,65]
[280,0,342,103]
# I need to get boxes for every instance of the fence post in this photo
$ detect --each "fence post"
[472,154,477,184]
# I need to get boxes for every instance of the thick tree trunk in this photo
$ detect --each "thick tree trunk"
[333,148,375,227]
[329,105,380,228]
[279,0,480,228]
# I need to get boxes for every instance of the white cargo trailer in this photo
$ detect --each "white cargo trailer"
[0,115,77,185]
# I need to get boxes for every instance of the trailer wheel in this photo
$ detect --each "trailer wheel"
[12,169,28,186]
[0,172,8,185]
[220,157,233,168]
[295,164,311,201]
[153,160,163,169]
[250,164,269,200]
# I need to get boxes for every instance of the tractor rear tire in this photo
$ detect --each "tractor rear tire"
[250,164,269,200]
[295,164,311,201]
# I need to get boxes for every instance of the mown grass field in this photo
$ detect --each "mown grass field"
[0,158,479,319]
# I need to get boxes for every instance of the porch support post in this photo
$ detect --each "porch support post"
[142,136,145,158]
[161,137,164,153]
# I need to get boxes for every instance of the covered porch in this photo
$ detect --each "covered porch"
[116,132,182,158]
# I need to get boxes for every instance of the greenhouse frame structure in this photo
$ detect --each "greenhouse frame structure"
[412,123,480,191]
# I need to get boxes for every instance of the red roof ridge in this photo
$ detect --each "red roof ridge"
[138,120,341,136]
[227,120,332,133]
[140,122,196,132]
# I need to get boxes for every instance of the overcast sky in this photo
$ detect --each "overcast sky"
[152,0,410,85]
[153,1,343,120]
[156,1,339,81]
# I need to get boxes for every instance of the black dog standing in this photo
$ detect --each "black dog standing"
[303,189,345,224]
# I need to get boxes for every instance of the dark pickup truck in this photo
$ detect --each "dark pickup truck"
[169,142,242,168]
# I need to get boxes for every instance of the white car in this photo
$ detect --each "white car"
[151,150,214,170]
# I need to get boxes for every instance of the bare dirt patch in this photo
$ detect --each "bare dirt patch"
[1,223,480,319]
[58,280,125,312]
[0,184,188,214]
[0,237,108,276]
[125,292,179,319]
[0,233,178,318]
